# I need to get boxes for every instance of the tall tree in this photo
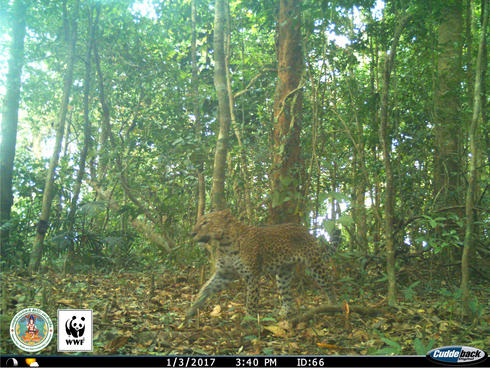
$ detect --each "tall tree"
[433,0,464,218]
[461,0,487,312]
[94,5,111,182]
[29,0,80,270]
[378,13,411,306]
[224,1,253,221]
[270,0,304,224]
[0,0,27,251]
[91,5,114,231]
[64,6,96,273]
[210,0,232,211]
[191,0,205,218]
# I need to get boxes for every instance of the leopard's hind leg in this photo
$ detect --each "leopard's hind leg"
[304,249,337,304]
[275,263,295,318]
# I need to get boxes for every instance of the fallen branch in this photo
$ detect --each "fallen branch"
[290,304,391,325]
[91,183,175,252]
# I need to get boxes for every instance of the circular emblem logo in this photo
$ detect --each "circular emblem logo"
[10,308,54,352]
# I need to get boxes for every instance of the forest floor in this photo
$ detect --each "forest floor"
[1,264,489,356]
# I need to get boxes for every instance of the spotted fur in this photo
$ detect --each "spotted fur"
[185,209,335,319]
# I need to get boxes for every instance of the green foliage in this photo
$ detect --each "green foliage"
[402,280,420,300]
[414,214,464,254]
[413,337,435,355]
[372,334,402,355]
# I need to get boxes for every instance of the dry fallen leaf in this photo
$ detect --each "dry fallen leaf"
[296,322,306,330]
[317,342,341,350]
[56,298,77,308]
[343,301,350,317]
[264,325,287,338]
[278,320,291,330]
[289,342,299,350]
[210,304,221,317]
[106,335,130,353]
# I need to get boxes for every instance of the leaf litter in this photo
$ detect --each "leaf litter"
[1,266,488,355]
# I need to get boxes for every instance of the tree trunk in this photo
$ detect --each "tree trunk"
[191,0,205,218]
[270,0,304,224]
[30,0,80,271]
[210,0,231,211]
[433,0,464,251]
[67,8,94,228]
[352,145,368,252]
[378,13,410,306]
[0,0,27,252]
[224,1,253,221]
[94,5,111,183]
[461,0,487,313]
[64,7,95,274]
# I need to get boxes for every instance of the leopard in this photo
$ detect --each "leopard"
[185,208,336,320]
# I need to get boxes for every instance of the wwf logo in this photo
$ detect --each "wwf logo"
[58,309,92,352]
[65,316,85,338]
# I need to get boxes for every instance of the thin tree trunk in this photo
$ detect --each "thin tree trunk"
[64,7,95,274]
[94,5,111,182]
[92,183,174,253]
[191,0,205,218]
[378,13,410,306]
[270,0,304,224]
[465,0,473,106]
[30,0,80,271]
[224,1,253,221]
[461,0,487,312]
[0,0,27,251]
[210,0,231,211]
[67,8,94,229]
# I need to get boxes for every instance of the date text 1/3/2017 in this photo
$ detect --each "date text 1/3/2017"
[166,358,216,367]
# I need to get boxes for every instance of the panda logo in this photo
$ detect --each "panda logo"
[65,316,85,338]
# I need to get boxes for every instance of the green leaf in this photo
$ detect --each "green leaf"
[338,214,354,227]
[414,338,435,355]
[261,316,277,323]
[414,338,426,355]
[380,336,401,350]
[242,315,258,322]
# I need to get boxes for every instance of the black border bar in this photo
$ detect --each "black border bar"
[4,355,488,367]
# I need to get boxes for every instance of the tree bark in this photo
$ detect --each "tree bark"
[461,0,487,312]
[94,5,111,182]
[191,0,205,219]
[30,0,80,270]
[210,0,232,211]
[433,0,464,226]
[352,135,368,252]
[224,1,253,221]
[378,13,411,306]
[64,7,95,273]
[0,0,27,251]
[67,8,94,229]
[270,0,304,224]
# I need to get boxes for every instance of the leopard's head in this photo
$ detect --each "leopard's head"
[191,209,233,243]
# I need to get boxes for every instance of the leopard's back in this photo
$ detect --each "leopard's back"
[233,223,320,269]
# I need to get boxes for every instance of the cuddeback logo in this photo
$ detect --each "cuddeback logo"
[427,346,487,365]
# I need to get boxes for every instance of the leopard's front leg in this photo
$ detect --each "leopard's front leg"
[185,268,234,320]
[232,258,260,315]
[241,273,259,315]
